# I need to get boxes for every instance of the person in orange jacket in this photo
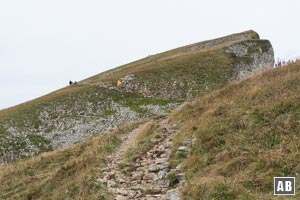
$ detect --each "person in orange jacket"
[117,80,122,88]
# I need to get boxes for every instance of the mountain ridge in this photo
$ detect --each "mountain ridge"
[0,30,274,163]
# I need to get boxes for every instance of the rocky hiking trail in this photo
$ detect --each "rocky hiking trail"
[98,117,188,200]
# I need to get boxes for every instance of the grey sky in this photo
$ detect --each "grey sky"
[1,0,300,109]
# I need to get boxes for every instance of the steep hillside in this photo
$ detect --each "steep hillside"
[1,62,298,200]
[169,61,300,199]
[0,30,274,163]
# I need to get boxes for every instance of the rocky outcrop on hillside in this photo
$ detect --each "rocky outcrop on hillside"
[110,38,274,100]
[0,86,179,163]
[226,40,274,79]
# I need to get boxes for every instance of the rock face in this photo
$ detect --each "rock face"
[226,39,274,79]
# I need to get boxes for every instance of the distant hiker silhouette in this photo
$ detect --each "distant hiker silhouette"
[69,80,77,85]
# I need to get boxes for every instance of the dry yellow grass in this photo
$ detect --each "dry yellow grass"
[170,61,300,199]
[0,122,141,200]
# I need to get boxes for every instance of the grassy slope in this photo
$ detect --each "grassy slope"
[0,30,262,162]
[0,122,142,200]
[0,31,258,119]
[0,30,278,199]
[0,83,177,162]
[170,61,300,199]
[84,30,259,83]
[0,30,260,122]
[1,60,293,199]
[0,84,173,126]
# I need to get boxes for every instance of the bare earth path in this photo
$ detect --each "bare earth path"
[98,118,184,200]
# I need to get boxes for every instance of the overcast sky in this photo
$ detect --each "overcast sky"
[0,0,300,109]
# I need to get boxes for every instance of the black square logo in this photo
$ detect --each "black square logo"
[274,177,295,195]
